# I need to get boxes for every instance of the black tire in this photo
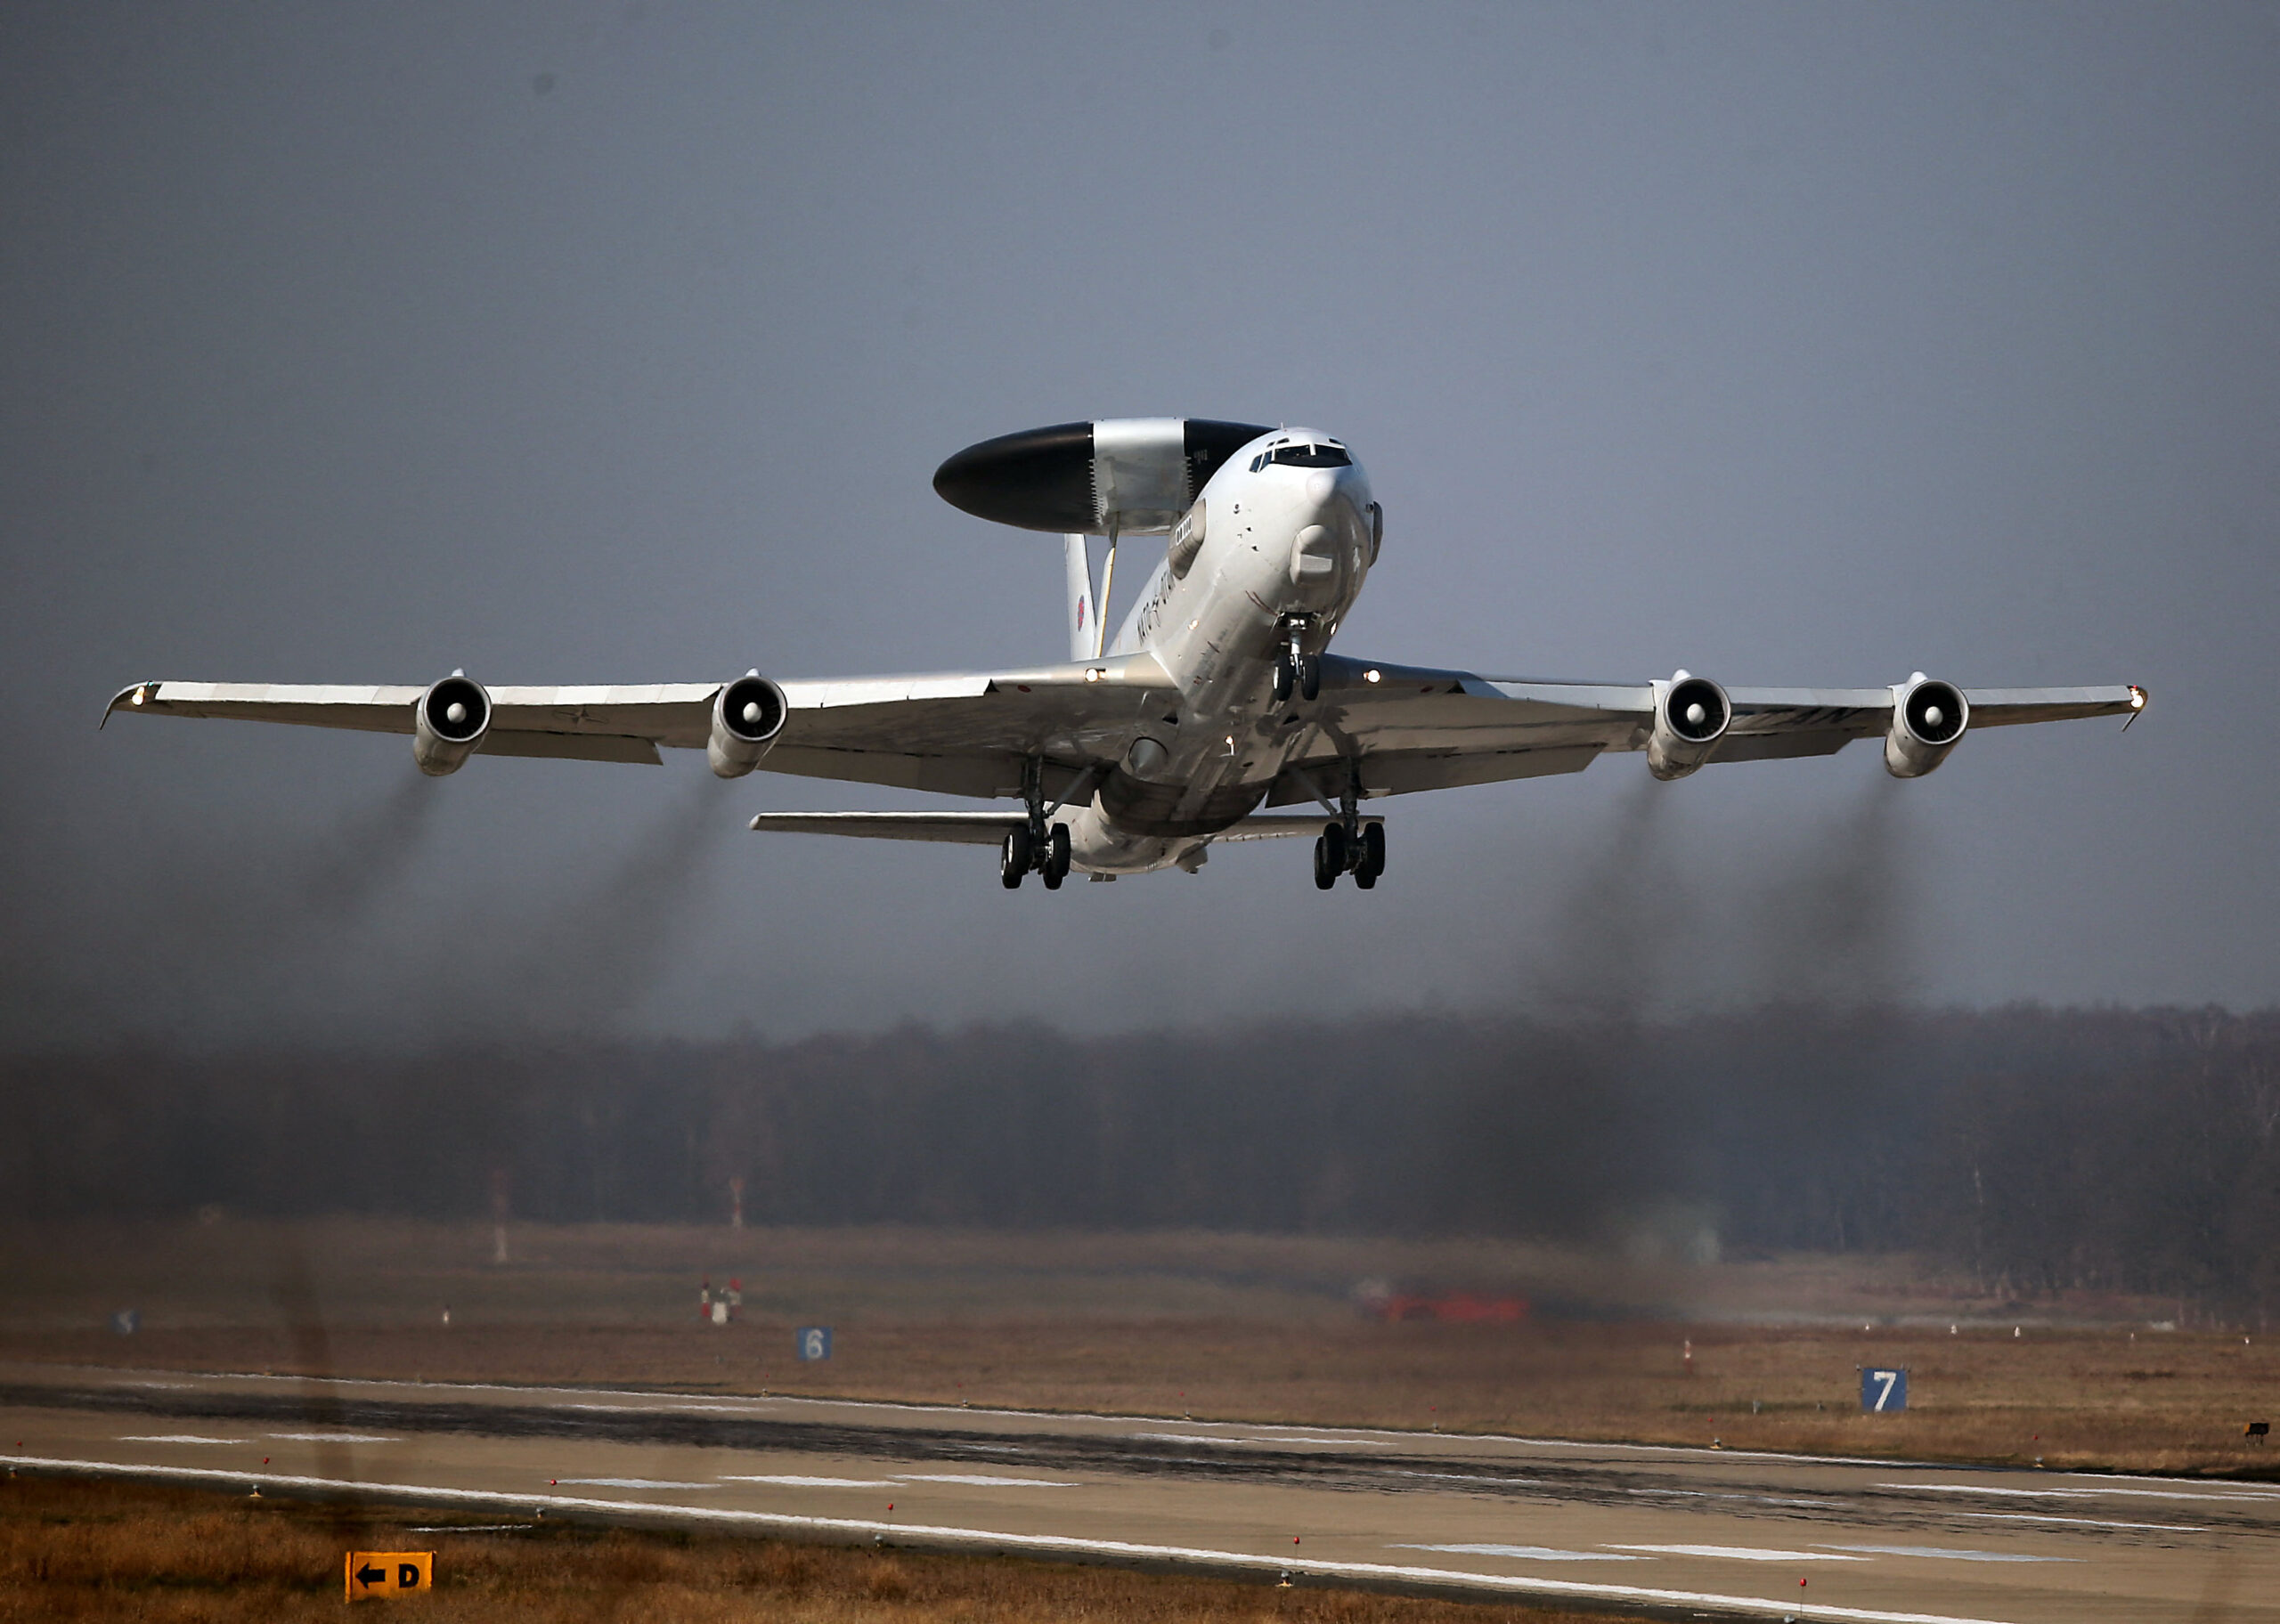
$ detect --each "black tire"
[1273,657,1294,704]
[1042,824,1071,889]
[1360,820,1386,879]
[1298,653,1322,702]
[1312,834,1337,889]
[1322,820,1348,874]
[1000,828,1031,889]
[1354,865,1377,889]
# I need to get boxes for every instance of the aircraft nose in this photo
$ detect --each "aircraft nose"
[1300,467,1362,522]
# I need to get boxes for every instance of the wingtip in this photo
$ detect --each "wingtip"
[100,682,151,730]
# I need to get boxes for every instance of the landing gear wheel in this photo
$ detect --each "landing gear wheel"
[1356,821,1386,887]
[1298,653,1322,702]
[1000,827,1032,889]
[1041,824,1071,889]
[1273,657,1295,704]
[1312,833,1338,889]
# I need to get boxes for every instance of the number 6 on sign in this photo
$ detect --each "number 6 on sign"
[1859,1367,1909,1413]
[798,1326,832,1360]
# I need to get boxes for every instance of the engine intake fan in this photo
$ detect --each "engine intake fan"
[1885,674,1968,778]
[412,673,490,776]
[709,671,789,778]
[1647,672,1731,781]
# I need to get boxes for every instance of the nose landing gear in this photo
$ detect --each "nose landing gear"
[1273,617,1322,704]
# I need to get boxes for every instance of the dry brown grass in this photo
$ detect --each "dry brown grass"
[4,1219,2273,1475]
[0,1473,1642,1622]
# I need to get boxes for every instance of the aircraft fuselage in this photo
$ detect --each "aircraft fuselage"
[1066,430,1376,874]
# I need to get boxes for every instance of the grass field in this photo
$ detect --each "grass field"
[0,1473,1650,1623]
[3,1218,2274,1476]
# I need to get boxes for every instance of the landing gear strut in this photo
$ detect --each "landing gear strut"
[1002,757,1076,890]
[1272,616,1321,704]
[1311,763,1384,889]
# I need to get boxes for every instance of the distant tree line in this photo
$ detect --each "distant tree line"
[5,1005,2276,1315]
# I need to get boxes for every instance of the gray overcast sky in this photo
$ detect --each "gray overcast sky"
[3,3,2274,1048]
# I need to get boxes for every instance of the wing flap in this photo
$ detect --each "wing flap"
[479,730,663,765]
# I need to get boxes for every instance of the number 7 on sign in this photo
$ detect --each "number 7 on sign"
[1860,1367,1908,1414]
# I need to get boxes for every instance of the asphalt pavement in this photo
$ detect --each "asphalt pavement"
[1,1361,2267,1622]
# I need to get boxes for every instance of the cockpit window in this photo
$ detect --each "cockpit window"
[1255,443,1351,470]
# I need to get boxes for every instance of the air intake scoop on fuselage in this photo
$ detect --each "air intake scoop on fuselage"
[932,418,1271,534]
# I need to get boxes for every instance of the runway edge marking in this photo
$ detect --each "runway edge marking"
[1,1454,2012,1624]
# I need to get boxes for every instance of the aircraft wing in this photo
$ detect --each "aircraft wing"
[1265,655,2145,803]
[102,654,1180,798]
[745,811,1371,843]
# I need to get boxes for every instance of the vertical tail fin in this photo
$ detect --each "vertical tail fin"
[1063,533,1095,662]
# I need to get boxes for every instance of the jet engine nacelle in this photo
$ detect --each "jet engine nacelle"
[412,673,491,776]
[1885,674,1968,778]
[708,671,789,778]
[1647,672,1731,781]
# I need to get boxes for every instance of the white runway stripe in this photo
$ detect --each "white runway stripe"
[0,1454,2020,1624]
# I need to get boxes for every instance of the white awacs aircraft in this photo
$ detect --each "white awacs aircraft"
[106,418,2146,889]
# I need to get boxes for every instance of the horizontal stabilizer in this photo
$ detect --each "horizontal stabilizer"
[746,810,1380,844]
[748,811,1026,844]
[1214,815,1382,841]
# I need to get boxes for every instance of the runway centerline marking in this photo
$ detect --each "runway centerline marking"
[1818,1543,2076,1563]
[118,1434,240,1445]
[1950,1510,2207,1532]
[266,1432,394,1443]
[897,1474,1075,1487]
[556,1478,718,1490]
[1128,1432,1394,1448]
[1609,1545,1869,1563]
[718,1475,893,1488]
[1396,1543,1641,1562]
[1880,1481,2279,1506]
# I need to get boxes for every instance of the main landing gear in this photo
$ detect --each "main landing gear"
[1312,763,1384,889]
[1001,823,1071,889]
[1272,616,1322,704]
[1315,819,1386,889]
[1001,757,1074,890]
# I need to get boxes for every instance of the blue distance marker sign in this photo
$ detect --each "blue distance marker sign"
[797,1326,833,1361]
[1861,1367,1909,1413]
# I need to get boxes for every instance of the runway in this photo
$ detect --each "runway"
[2,1361,2268,1622]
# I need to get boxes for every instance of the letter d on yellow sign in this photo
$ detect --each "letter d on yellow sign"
[346,1551,433,1600]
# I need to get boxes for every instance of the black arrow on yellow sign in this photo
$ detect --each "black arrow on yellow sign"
[346,1550,432,1600]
